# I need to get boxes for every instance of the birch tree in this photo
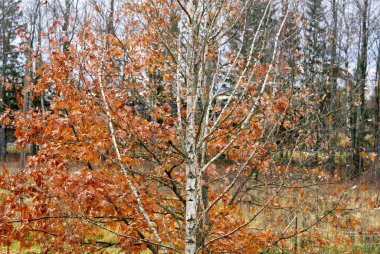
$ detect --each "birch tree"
[1,1,370,253]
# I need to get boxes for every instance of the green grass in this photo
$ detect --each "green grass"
[323,244,380,254]
[6,145,20,154]
[1,242,41,254]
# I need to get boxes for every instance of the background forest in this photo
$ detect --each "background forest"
[0,0,379,253]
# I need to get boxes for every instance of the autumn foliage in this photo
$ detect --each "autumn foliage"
[0,1,378,253]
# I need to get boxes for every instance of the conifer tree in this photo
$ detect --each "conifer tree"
[303,0,328,166]
[0,0,23,158]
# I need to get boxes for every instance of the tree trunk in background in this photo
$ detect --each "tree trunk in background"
[20,1,41,167]
[0,51,5,161]
[31,6,43,156]
[20,49,30,168]
[106,0,114,34]
[375,45,380,156]
[328,0,338,176]
[353,0,368,176]
[61,0,71,52]
[0,2,7,161]
[343,1,355,178]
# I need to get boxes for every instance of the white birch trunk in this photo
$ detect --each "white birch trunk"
[185,1,199,253]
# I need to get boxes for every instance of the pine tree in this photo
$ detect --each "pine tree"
[1,0,23,84]
[0,0,23,158]
[304,0,326,83]
[303,0,328,167]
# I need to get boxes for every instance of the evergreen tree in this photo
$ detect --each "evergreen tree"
[1,0,23,85]
[0,0,23,158]
[304,0,327,83]
[303,0,328,167]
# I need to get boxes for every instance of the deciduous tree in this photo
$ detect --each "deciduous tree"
[0,1,377,253]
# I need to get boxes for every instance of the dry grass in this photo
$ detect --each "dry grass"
[238,174,380,253]
[1,159,379,253]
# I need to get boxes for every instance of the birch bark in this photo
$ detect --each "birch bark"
[184,1,199,252]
